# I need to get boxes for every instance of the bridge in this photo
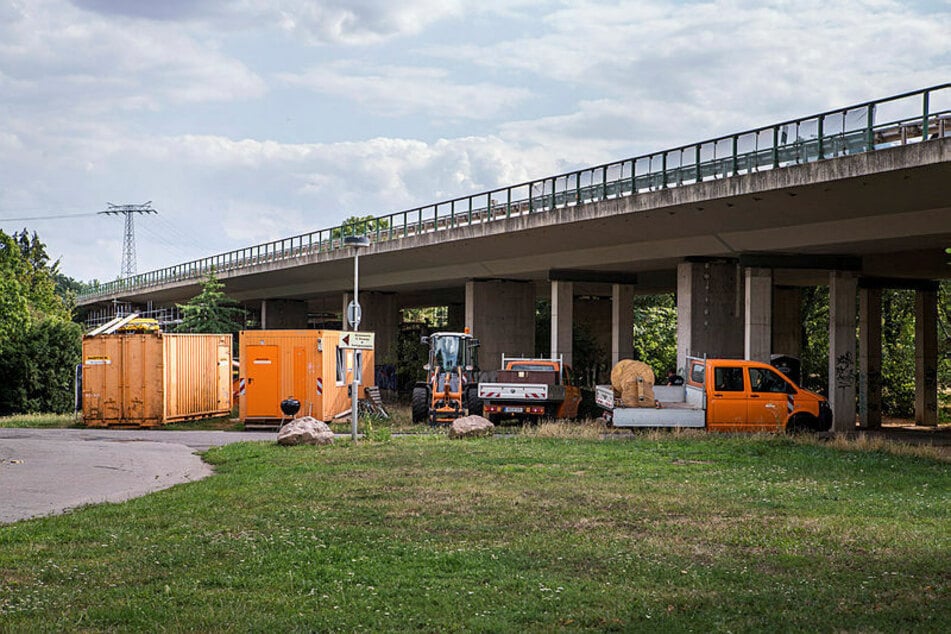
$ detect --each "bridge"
[79,85,951,431]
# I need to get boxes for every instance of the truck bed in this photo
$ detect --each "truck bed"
[610,407,705,428]
[597,384,706,428]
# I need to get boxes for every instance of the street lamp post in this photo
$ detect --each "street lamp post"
[343,235,370,441]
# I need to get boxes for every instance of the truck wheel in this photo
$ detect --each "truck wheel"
[465,386,483,417]
[411,386,430,423]
[786,414,817,434]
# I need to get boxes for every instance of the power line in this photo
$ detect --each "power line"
[0,211,100,221]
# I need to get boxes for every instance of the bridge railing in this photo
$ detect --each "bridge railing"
[79,84,951,302]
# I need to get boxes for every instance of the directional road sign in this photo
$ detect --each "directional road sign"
[339,331,374,350]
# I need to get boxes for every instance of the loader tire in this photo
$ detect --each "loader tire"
[411,386,430,424]
[465,386,483,417]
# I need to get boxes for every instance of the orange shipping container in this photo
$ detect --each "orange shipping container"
[82,333,233,427]
[239,330,375,423]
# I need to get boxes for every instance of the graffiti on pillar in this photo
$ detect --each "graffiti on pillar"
[834,351,855,389]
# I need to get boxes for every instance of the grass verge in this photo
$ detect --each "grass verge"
[1,433,948,631]
[0,413,80,429]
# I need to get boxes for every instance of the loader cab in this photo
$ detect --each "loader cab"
[421,332,479,373]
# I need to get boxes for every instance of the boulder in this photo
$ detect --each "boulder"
[449,415,495,439]
[277,416,335,446]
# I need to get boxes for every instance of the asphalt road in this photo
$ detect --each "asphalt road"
[0,428,276,524]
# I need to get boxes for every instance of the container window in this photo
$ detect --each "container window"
[336,347,346,384]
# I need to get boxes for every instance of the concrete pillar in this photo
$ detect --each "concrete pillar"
[828,272,858,432]
[355,292,400,364]
[859,288,883,429]
[550,280,573,366]
[772,286,802,358]
[466,280,536,371]
[915,289,939,427]
[744,267,772,363]
[260,299,307,329]
[676,261,743,373]
[612,284,634,366]
[447,303,465,332]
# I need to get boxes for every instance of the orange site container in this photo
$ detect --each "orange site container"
[82,333,233,427]
[239,330,375,423]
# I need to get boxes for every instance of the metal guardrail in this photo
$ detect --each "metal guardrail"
[78,84,951,302]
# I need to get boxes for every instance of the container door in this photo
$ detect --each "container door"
[746,366,792,431]
[246,345,279,418]
[706,364,748,430]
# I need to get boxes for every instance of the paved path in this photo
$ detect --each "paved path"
[0,428,276,524]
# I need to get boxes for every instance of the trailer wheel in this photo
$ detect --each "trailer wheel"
[411,386,430,423]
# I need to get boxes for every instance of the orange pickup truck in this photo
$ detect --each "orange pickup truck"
[596,357,832,433]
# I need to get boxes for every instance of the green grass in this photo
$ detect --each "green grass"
[0,413,80,428]
[1,433,948,632]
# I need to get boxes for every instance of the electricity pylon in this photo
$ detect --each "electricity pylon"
[99,202,157,278]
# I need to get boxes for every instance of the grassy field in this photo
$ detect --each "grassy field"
[1,430,948,632]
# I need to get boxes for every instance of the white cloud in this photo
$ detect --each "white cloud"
[71,0,470,45]
[0,0,265,115]
[431,0,950,134]
[268,0,467,45]
[279,62,532,119]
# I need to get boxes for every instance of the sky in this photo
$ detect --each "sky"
[0,0,948,283]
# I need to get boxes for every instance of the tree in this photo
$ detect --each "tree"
[0,229,81,415]
[631,294,677,376]
[331,215,390,239]
[174,272,247,335]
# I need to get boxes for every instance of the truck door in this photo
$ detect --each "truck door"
[747,366,794,431]
[706,365,748,429]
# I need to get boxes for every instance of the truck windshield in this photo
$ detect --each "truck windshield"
[433,336,462,370]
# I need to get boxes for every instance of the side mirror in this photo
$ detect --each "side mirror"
[468,338,480,348]
[423,364,431,371]
[420,336,429,345]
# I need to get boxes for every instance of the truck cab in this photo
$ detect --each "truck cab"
[697,358,831,433]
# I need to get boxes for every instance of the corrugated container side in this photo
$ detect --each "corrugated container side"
[164,334,233,422]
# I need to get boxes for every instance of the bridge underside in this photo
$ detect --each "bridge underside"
[82,139,951,430]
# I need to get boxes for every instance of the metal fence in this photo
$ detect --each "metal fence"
[78,84,951,302]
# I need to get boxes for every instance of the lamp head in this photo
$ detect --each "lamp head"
[343,235,371,249]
